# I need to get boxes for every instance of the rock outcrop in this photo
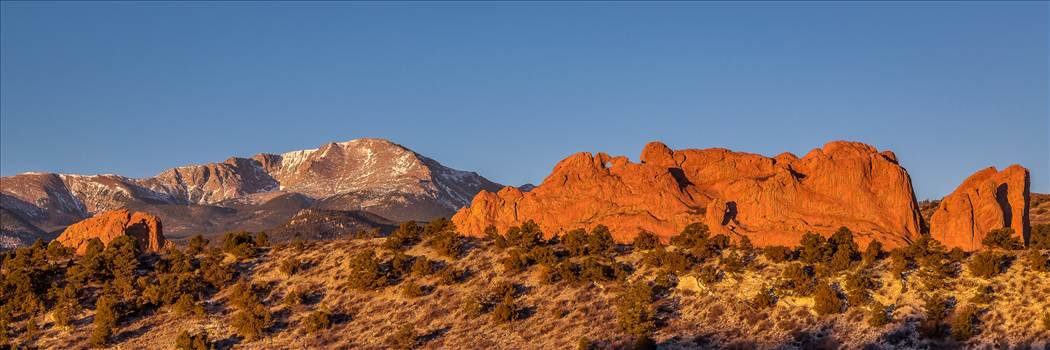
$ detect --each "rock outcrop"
[453,141,924,248]
[55,209,169,255]
[928,165,1030,250]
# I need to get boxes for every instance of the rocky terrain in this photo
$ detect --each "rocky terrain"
[453,141,1030,251]
[0,138,501,248]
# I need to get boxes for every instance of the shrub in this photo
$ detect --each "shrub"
[89,293,119,348]
[484,225,502,242]
[346,249,387,291]
[812,282,843,315]
[410,256,437,276]
[460,294,487,317]
[633,231,661,250]
[489,281,517,299]
[45,240,72,261]
[426,229,463,259]
[781,263,815,296]
[616,282,655,337]
[186,235,209,256]
[503,220,544,250]
[303,308,332,334]
[888,249,912,278]
[798,232,830,264]
[163,248,194,275]
[175,330,213,350]
[1031,223,1050,249]
[1043,312,1050,331]
[231,301,272,341]
[587,225,615,256]
[950,305,981,340]
[105,235,142,299]
[526,246,558,266]
[402,281,426,298]
[843,270,877,306]
[254,232,270,247]
[969,285,994,304]
[385,221,424,250]
[697,234,731,259]
[946,247,967,263]
[670,223,710,250]
[292,237,306,252]
[909,236,948,270]
[862,240,883,265]
[867,302,891,327]
[222,231,257,259]
[173,294,205,317]
[642,246,692,272]
[736,235,754,251]
[981,228,1022,250]
[491,294,519,323]
[562,228,590,257]
[751,287,776,310]
[199,252,232,289]
[501,249,532,273]
[1023,249,1049,272]
[697,265,721,285]
[389,252,414,277]
[968,251,1001,278]
[436,266,464,285]
[720,251,745,273]
[577,338,594,350]
[919,294,951,338]
[283,288,304,307]
[763,246,795,263]
[279,257,301,277]
[386,324,418,350]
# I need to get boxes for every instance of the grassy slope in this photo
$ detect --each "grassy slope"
[22,238,1050,350]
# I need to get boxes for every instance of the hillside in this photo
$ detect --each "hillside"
[0,138,502,247]
[4,222,1048,349]
[1032,193,1050,226]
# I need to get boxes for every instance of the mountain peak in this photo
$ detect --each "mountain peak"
[1,138,502,246]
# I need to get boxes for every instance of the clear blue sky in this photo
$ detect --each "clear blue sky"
[2,2,1047,199]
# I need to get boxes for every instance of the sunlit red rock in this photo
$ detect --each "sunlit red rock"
[55,209,170,255]
[453,141,924,248]
[929,165,1030,250]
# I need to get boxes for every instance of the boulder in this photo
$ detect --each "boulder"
[929,165,1030,250]
[56,209,169,255]
[452,141,923,248]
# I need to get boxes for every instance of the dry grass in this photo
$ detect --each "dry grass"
[18,239,1050,349]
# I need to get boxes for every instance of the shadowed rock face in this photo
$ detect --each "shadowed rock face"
[929,165,1030,250]
[453,141,924,248]
[56,209,170,255]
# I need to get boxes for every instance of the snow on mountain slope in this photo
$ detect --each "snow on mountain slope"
[0,138,502,247]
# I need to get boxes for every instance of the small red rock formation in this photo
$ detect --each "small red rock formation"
[56,209,169,255]
[453,141,924,248]
[929,165,1030,250]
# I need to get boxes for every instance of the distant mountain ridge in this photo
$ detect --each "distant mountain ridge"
[0,138,502,248]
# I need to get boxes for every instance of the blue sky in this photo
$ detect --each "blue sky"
[1,2,1047,199]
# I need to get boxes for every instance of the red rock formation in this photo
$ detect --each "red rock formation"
[56,209,169,255]
[453,141,924,248]
[928,165,1030,250]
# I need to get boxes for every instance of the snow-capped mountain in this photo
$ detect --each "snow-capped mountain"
[0,138,502,248]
